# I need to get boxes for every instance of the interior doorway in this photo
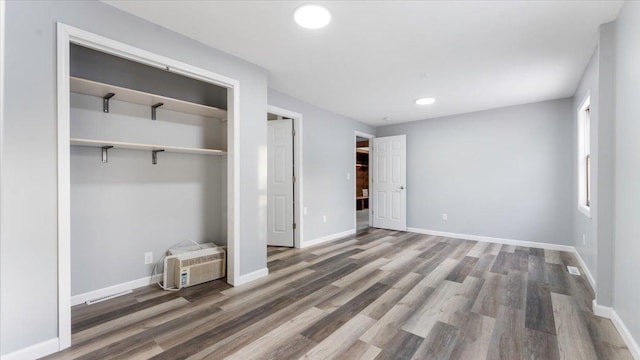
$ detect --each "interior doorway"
[267,112,294,247]
[371,135,407,231]
[266,105,303,250]
[355,131,374,231]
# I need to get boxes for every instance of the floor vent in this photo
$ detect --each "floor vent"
[86,289,132,305]
[567,266,581,276]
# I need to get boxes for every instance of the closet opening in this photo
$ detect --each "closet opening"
[57,24,240,350]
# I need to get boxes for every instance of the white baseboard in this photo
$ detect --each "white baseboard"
[611,308,640,359]
[571,248,596,291]
[301,228,356,248]
[234,267,269,286]
[407,227,597,291]
[70,274,162,306]
[592,301,640,360]
[592,299,613,318]
[1,338,59,360]
[408,227,640,358]
[406,227,575,252]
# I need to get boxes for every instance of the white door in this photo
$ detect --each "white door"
[372,135,407,231]
[267,119,294,247]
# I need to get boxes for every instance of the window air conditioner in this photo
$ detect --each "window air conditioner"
[163,243,225,289]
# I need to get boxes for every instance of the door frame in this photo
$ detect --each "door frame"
[354,131,375,230]
[56,23,241,350]
[267,105,304,248]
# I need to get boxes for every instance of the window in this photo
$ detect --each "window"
[578,94,591,217]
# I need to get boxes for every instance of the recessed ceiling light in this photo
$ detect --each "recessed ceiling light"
[294,5,331,29]
[415,97,436,105]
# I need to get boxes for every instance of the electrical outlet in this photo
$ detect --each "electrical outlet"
[582,234,586,246]
[304,207,308,215]
[144,252,153,265]
[442,213,448,221]
[322,215,327,223]
[347,173,351,180]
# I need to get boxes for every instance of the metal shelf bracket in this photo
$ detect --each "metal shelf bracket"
[103,93,115,113]
[152,149,165,165]
[101,145,114,163]
[151,103,164,120]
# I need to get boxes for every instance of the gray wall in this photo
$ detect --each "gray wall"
[70,44,228,110]
[572,48,598,283]
[267,89,375,242]
[614,0,640,345]
[1,0,267,354]
[572,22,617,308]
[595,22,616,307]
[377,99,573,245]
[70,93,227,295]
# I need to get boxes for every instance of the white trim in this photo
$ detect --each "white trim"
[0,4,5,355]
[301,228,356,248]
[610,310,640,360]
[56,23,241,352]
[226,78,241,286]
[406,227,575,252]
[0,338,59,360]
[267,105,302,124]
[234,267,269,286]
[267,105,304,248]
[408,227,599,294]
[578,203,591,219]
[591,301,640,360]
[354,131,375,230]
[70,274,162,307]
[56,22,72,351]
[571,247,596,291]
[592,300,613,318]
[577,92,591,219]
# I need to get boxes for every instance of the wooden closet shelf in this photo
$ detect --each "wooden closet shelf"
[70,76,227,120]
[70,138,226,156]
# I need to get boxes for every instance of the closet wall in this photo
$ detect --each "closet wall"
[2,1,268,353]
[70,46,228,296]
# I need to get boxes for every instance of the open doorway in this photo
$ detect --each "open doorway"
[355,133,373,231]
[266,106,303,252]
[267,112,295,247]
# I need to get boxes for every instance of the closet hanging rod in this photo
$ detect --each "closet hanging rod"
[103,92,115,113]
[151,103,164,120]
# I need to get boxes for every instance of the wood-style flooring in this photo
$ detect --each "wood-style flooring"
[45,228,633,359]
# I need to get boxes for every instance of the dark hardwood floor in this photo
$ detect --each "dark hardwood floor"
[45,228,632,359]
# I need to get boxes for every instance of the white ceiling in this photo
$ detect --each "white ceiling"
[104,1,622,126]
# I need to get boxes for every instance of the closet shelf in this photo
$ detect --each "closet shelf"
[70,138,226,156]
[70,76,227,120]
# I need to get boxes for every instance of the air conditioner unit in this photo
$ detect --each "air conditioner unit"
[163,243,225,289]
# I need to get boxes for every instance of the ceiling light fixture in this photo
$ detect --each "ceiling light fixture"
[415,97,436,105]
[294,5,331,29]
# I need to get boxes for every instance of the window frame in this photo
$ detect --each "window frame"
[577,93,591,218]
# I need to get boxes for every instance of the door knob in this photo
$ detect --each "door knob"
[399,186,405,190]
